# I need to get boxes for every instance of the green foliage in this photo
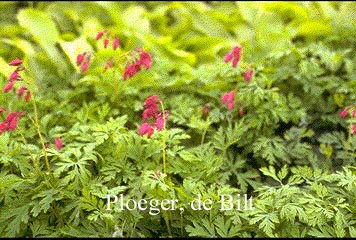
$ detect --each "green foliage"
[1,1,356,238]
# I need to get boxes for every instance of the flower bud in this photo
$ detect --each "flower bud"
[9,59,23,66]
[55,137,63,150]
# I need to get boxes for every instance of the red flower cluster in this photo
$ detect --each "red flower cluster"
[138,95,168,138]
[224,45,242,68]
[123,48,152,80]
[78,30,151,79]
[4,59,31,102]
[1,59,30,135]
[96,30,120,50]
[0,110,25,135]
[76,52,92,73]
[221,90,236,111]
[97,30,121,74]
[340,107,356,134]
[17,86,31,102]
[244,68,254,83]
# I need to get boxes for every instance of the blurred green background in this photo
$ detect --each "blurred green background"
[1,1,355,78]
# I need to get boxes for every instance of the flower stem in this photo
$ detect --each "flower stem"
[180,209,184,237]
[201,128,207,146]
[163,211,172,237]
[19,130,41,175]
[159,101,167,174]
[113,70,120,110]
[201,117,211,145]
[162,131,167,174]
[31,93,51,174]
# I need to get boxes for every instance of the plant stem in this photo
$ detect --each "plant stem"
[201,117,211,145]
[347,119,353,148]
[113,70,120,110]
[159,100,172,235]
[201,128,207,146]
[19,130,41,175]
[159,101,168,174]
[162,131,167,174]
[180,209,184,237]
[23,68,52,175]
[163,211,172,237]
[31,93,51,174]
[130,222,136,237]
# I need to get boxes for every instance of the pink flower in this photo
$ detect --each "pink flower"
[0,122,6,135]
[224,52,233,63]
[3,81,15,93]
[103,59,112,73]
[113,37,120,50]
[156,116,165,130]
[221,90,236,111]
[9,59,23,66]
[353,124,356,134]
[139,49,152,69]
[81,61,90,73]
[221,90,235,104]
[24,91,31,102]
[139,95,169,137]
[123,62,141,80]
[232,58,240,68]
[4,112,18,122]
[138,96,168,136]
[9,70,19,82]
[138,123,154,138]
[17,86,27,98]
[221,94,229,104]
[340,108,348,119]
[7,116,19,131]
[4,112,24,131]
[224,45,242,68]
[103,38,109,48]
[76,53,86,66]
[55,137,63,150]
[142,95,160,120]
[122,49,152,80]
[96,31,104,40]
[144,95,159,107]
[227,101,235,111]
[244,68,254,83]
[352,110,356,117]
[142,105,159,121]
[0,112,24,135]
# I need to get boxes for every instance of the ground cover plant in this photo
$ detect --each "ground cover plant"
[1,1,356,237]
